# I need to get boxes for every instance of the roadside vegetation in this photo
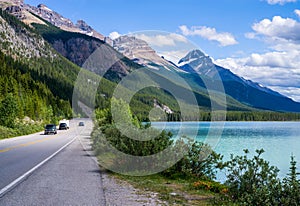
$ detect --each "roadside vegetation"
[92,98,300,205]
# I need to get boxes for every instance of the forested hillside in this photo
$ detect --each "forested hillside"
[0,9,79,138]
[0,51,72,123]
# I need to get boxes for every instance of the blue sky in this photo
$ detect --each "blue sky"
[25,0,300,101]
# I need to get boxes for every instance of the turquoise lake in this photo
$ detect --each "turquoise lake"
[151,121,300,182]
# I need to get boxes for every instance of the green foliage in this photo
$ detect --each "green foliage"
[0,93,19,128]
[95,124,173,157]
[281,156,300,205]
[0,123,44,139]
[215,150,300,205]
[93,98,223,179]
[163,140,223,180]
[95,108,112,126]
[198,111,300,121]
[219,149,281,205]
[0,51,70,122]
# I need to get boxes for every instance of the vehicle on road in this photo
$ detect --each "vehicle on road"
[59,119,69,129]
[79,122,85,126]
[44,124,57,135]
[59,123,68,130]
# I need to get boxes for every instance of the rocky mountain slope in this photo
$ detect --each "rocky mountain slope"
[113,36,174,68]
[32,21,136,81]
[0,9,55,59]
[0,0,111,43]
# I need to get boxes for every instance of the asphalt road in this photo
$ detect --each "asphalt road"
[0,119,105,205]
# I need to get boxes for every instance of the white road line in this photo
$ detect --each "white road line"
[0,136,77,197]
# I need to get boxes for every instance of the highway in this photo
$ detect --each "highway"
[0,119,105,205]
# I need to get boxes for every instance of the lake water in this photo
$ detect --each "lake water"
[151,121,300,182]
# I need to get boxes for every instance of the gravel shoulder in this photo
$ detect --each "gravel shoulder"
[80,127,166,206]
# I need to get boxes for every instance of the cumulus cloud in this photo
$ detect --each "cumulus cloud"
[295,9,300,17]
[215,57,300,101]
[214,14,300,102]
[246,51,298,68]
[134,33,188,47]
[179,25,238,46]
[109,31,121,40]
[269,86,300,102]
[252,16,300,41]
[265,0,297,5]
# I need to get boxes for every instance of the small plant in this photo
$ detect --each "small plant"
[193,180,227,193]
[281,155,300,205]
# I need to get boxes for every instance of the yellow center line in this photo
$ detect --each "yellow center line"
[0,135,59,153]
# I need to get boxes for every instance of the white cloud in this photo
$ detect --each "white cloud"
[245,32,257,39]
[134,33,188,47]
[179,25,238,47]
[269,86,300,102]
[246,51,298,68]
[252,16,300,41]
[265,0,297,5]
[109,31,121,40]
[295,9,300,17]
[215,54,300,102]
[213,14,300,102]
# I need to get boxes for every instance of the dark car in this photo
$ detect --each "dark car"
[59,123,68,130]
[78,122,85,126]
[44,124,57,135]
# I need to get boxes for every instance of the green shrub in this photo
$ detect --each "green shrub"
[0,123,44,139]
[162,140,223,180]
[215,149,300,205]
[281,156,300,205]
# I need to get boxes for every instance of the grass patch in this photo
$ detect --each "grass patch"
[111,173,217,205]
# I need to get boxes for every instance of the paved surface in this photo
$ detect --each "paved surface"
[0,119,106,205]
[0,119,165,206]
[0,120,83,194]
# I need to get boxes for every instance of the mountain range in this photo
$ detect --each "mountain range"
[111,35,300,112]
[1,0,300,120]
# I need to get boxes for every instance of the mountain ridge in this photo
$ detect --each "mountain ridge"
[0,0,112,44]
[179,49,300,112]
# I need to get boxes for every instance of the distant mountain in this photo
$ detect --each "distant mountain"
[26,4,107,41]
[113,35,254,112]
[113,35,183,72]
[178,50,215,75]
[114,36,300,112]
[179,50,300,112]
